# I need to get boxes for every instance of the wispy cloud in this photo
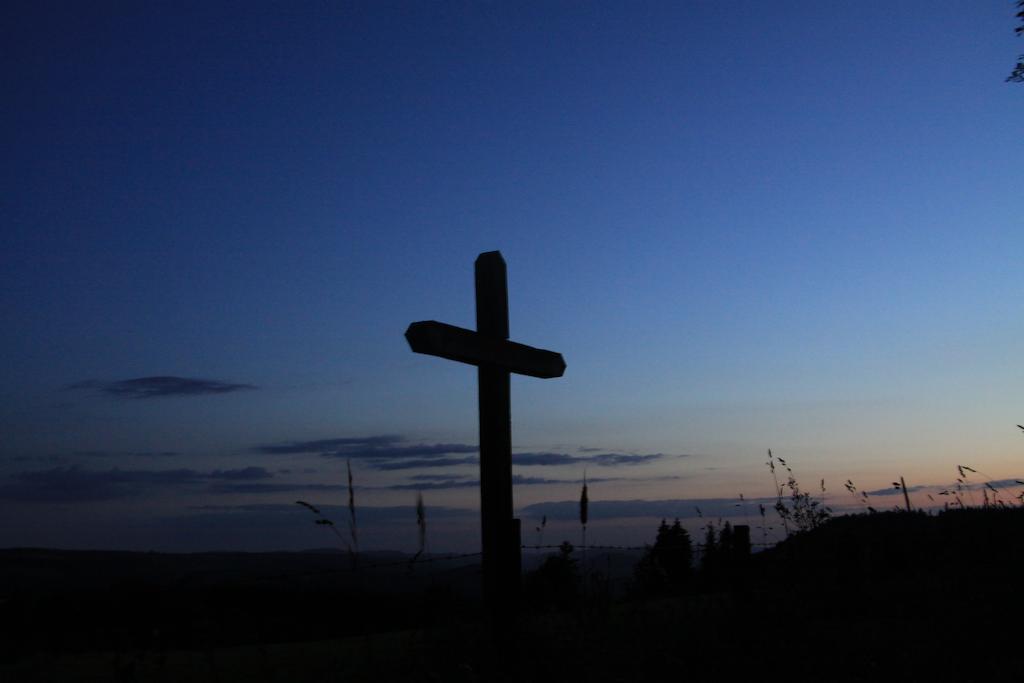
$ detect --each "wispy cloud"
[373,457,478,471]
[410,473,472,481]
[188,503,475,522]
[513,451,676,467]
[208,482,340,495]
[326,443,479,459]
[254,435,401,455]
[387,479,480,491]
[385,474,625,491]
[68,376,256,399]
[864,484,930,497]
[11,455,67,464]
[589,453,667,465]
[864,477,1024,497]
[207,467,274,481]
[254,434,683,474]
[512,452,576,466]
[255,434,477,462]
[986,478,1024,489]
[74,450,180,458]
[9,450,180,465]
[0,466,274,502]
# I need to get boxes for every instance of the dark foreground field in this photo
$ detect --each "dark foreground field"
[3,508,1022,682]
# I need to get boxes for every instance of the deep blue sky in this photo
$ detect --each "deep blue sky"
[3,2,1022,552]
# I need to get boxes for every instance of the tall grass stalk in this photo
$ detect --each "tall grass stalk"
[738,493,751,529]
[769,452,831,535]
[580,472,589,595]
[958,464,1014,508]
[956,465,978,507]
[347,460,358,548]
[347,459,359,568]
[766,450,790,536]
[416,492,426,556]
[847,479,877,513]
[409,492,427,569]
[758,503,768,546]
[579,471,589,547]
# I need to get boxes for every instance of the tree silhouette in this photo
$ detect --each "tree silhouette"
[525,541,579,609]
[634,519,693,595]
[700,522,721,578]
[700,521,751,585]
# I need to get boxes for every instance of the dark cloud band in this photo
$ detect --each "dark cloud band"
[512,451,676,467]
[254,435,402,455]
[68,376,255,399]
[0,466,273,502]
[385,474,625,491]
[254,435,477,462]
[255,434,680,470]
[373,456,478,471]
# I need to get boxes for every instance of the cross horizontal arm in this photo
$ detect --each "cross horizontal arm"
[405,321,566,379]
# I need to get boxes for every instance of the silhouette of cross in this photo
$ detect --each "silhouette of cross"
[405,251,566,621]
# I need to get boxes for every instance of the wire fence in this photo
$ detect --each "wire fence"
[246,550,484,582]
[522,542,775,551]
[241,538,781,584]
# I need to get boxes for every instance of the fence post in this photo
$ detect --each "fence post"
[733,525,751,557]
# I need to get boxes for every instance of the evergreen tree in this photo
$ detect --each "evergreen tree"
[526,541,579,609]
[719,521,734,557]
[701,523,719,575]
[655,519,693,585]
[634,518,693,595]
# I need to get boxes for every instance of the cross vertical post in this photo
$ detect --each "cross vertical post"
[404,250,565,626]
[475,251,518,621]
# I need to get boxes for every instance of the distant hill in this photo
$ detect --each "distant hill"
[0,547,432,594]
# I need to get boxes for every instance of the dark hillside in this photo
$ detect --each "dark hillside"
[0,549,482,655]
[752,508,1024,614]
[505,508,1024,681]
[2,509,1023,681]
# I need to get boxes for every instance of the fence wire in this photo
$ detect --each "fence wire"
[241,538,778,584]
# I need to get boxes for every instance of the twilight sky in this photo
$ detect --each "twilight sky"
[3,2,1022,552]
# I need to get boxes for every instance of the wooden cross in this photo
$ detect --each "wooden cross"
[405,251,566,620]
